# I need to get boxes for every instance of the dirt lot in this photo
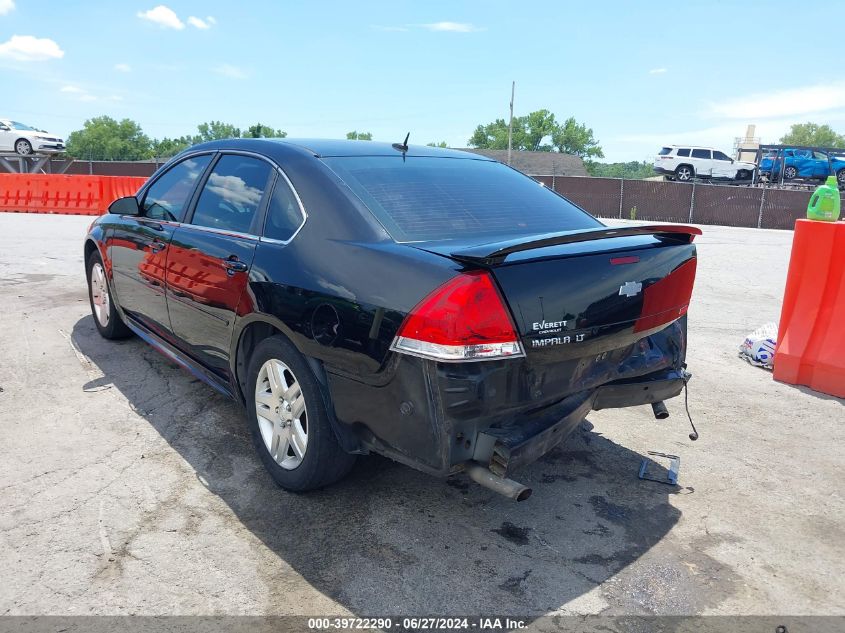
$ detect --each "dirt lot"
[0,213,842,617]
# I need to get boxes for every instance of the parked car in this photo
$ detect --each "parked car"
[0,119,65,155]
[758,148,845,185]
[84,139,700,499]
[653,145,756,182]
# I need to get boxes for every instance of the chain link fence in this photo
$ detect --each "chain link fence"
[551,176,812,229]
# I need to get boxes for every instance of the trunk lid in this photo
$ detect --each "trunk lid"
[416,225,699,363]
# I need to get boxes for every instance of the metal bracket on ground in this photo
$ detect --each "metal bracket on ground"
[638,451,680,485]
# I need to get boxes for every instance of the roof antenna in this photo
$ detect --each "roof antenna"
[392,132,410,153]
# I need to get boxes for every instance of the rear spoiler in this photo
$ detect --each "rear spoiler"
[448,225,702,266]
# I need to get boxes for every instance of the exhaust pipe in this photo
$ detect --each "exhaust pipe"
[465,463,532,502]
[651,400,669,419]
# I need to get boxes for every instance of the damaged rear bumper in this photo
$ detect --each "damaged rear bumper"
[474,368,686,478]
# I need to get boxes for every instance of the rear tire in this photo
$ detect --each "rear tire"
[86,250,132,340]
[675,164,693,182]
[837,169,845,188]
[784,165,798,180]
[246,335,356,491]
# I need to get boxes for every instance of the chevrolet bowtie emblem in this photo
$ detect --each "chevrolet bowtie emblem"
[619,281,643,298]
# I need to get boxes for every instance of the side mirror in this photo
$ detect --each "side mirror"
[108,196,141,216]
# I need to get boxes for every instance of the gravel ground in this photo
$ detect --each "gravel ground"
[0,213,842,617]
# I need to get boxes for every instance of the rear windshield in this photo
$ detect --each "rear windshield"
[658,147,672,155]
[322,156,600,242]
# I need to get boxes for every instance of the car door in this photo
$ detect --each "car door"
[108,153,213,339]
[811,151,830,178]
[0,121,13,151]
[711,150,735,178]
[165,153,274,377]
[690,148,712,177]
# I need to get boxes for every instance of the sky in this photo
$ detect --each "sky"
[1,0,843,162]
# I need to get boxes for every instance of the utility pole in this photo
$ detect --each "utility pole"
[507,81,515,166]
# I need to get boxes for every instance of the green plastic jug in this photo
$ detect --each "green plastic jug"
[807,176,841,221]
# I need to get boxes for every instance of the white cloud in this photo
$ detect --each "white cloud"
[137,5,184,30]
[0,0,15,16]
[213,63,248,80]
[187,15,214,29]
[649,68,667,75]
[108,95,124,102]
[59,84,97,101]
[206,16,216,25]
[709,82,845,120]
[0,35,64,61]
[114,63,131,72]
[420,21,482,32]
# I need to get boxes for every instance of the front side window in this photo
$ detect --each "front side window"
[677,148,691,157]
[713,151,731,161]
[323,156,600,243]
[142,154,212,221]
[191,154,273,234]
[263,176,304,241]
[691,149,711,159]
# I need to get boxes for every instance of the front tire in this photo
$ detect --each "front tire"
[15,139,33,156]
[675,165,693,182]
[86,251,132,339]
[246,336,356,491]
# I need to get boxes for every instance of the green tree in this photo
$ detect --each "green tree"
[551,117,604,159]
[152,136,191,159]
[66,116,153,160]
[779,122,845,148]
[426,141,448,148]
[244,123,287,138]
[468,110,603,157]
[586,160,653,179]
[192,121,242,143]
[346,131,373,140]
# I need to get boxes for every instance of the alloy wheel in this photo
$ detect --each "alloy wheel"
[90,263,110,327]
[16,140,32,156]
[677,167,692,181]
[784,166,797,180]
[837,170,845,186]
[255,359,308,470]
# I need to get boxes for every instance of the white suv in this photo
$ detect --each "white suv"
[653,146,756,182]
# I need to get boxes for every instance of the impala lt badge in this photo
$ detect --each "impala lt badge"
[619,281,643,298]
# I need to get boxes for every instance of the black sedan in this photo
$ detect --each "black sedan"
[84,139,699,500]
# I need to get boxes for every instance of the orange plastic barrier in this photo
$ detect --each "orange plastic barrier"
[0,174,147,216]
[773,219,845,398]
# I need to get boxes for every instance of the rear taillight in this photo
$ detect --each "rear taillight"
[390,270,524,362]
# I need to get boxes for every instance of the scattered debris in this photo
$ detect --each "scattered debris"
[739,322,778,370]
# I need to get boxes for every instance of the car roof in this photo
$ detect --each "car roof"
[186,138,493,161]
[664,145,723,150]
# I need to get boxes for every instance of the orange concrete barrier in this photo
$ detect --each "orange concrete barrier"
[0,174,147,216]
[773,219,845,398]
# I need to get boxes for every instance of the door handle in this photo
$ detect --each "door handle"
[222,258,248,275]
[149,240,166,253]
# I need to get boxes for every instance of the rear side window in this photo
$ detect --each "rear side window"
[191,154,273,234]
[263,176,305,241]
[323,156,600,242]
[658,147,672,155]
[691,149,711,159]
[142,154,212,221]
[676,148,691,157]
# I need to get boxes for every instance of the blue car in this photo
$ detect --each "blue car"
[759,149,845,185]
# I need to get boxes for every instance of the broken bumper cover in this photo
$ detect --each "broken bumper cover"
[474,369,687,478]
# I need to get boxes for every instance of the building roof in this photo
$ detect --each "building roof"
[458,148,588,177]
